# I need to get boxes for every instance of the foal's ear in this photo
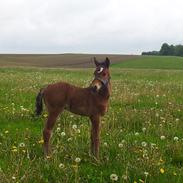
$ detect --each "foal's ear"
[105,57,110,68]
[94,57,100,67]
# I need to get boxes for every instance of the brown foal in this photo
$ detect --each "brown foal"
[35,57,111,159]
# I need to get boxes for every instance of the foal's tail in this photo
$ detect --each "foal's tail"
[35,89,44,116]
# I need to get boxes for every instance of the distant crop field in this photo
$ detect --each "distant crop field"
[112,56,183,70]
[0,67,183,182]
[0,54,138,68]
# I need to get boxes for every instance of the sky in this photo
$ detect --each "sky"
[0,0,183,54]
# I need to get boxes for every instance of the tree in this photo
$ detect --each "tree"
[159,43,171,55]
[174,45,183,56]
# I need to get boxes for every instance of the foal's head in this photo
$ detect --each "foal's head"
[91,57,111,92]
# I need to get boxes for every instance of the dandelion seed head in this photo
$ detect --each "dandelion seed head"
[141,141,147,147]
[142,127,146,132]
[75,157,81,163]
[19,142,25,147]
[103,142,108,147]
[144,171,149,176]
[135,132,139,136]
[56,127,61,132]
[110,174,118,181]
[61,132,66,137]
[59,163,65,169]
[160,136,166,140]
[118,143,123,148]
[72,124,77,130]
[173,136,179,141]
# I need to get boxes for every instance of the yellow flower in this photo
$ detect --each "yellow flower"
[173,172,177,176]
[43,114,48,118]
[12,145,17,149]
[12,149,18,152]
[159,158,164,163]
[38,139,44,144]
[160,168,165,174]
[134,181,137,183]
[4,130,9,134]
[46,155,51,159]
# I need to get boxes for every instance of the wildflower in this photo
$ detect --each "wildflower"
[4,130,9,134]
[142,127,146,132]
[110,174,118,181]
[43,114,48,118]
[19,142,25,147]
[46,155,51,159]
[135,132,139,136]
[159,158,164,163]
[67,137,72,142]
[75,157,81,163]
[12,145,17,149]
[118,143,123,148]
[72,124,77,130]
[141,141,147,147]
[56,127,61,132]
[22,150,26,153]
[12,176,16,180]
[173,136,179,141]
[144,171,149,177]
[121,139,126,143]
[160,168,165,174]
[103,142,108,147]
[61,132,66,137]
[122,174,128,180]
[160,135,166,140]
[59,163,65,169]
[12,148,18,152]
[38,139,44,144]
[173,172,177,176]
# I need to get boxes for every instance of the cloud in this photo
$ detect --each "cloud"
[0,0,183,54]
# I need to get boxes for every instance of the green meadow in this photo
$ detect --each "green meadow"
[0,56,183,182]
[112,56,183,70]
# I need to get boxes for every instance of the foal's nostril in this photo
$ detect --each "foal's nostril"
[94,85,97,91]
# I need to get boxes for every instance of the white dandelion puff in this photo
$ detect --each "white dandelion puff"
[110,174,118,181]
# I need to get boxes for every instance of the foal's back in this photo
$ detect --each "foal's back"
[43,82,97,116]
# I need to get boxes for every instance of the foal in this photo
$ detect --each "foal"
[35,57,111,159]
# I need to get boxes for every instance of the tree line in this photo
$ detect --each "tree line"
[142,43,183,57]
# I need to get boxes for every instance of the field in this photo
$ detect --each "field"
[1,55,183,182]
[0,54,138,68]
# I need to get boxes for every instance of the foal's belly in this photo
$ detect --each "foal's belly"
[65,103,90,116]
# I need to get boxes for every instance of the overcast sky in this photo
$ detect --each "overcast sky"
[0,0,183,54]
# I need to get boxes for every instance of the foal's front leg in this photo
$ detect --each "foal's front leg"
[90,115,100,159]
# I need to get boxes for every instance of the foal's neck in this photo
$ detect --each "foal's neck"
[95,83,111,100]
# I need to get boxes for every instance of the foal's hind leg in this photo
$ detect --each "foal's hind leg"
[43,109,62,156]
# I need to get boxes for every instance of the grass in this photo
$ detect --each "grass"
[1,64,183,182]
[112,56,183,70]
